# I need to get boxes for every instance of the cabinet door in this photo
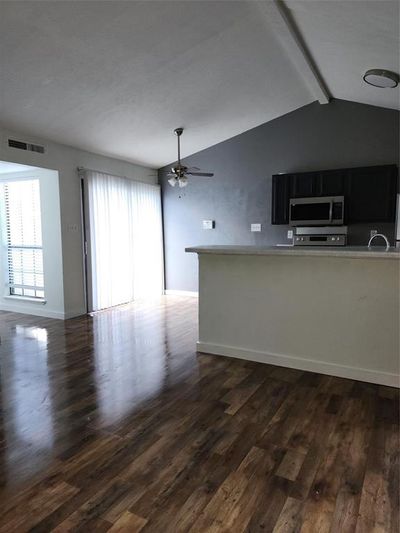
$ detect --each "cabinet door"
[271,174,291,224]
[319,170,345,196]
[347,166,398,223]
[291,172,316,198]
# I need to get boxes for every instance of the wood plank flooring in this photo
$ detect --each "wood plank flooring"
[0,296,398,532]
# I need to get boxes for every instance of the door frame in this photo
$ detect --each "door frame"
[80,175,94,313]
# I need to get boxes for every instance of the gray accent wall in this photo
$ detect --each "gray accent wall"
[159,99,399,292]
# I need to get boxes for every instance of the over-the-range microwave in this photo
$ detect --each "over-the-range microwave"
[289,196,344,226]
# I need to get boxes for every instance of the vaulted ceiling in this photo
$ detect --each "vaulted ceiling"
[0,1,398,168]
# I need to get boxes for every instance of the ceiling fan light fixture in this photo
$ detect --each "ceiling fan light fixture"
[363,69,399,88]
[167,127,214,187]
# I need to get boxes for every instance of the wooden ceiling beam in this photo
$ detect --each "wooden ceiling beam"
[254,0,331,104]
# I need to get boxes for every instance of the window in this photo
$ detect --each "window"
[2,179,44,299]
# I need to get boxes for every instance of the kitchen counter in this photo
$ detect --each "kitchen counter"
[186,245,400,260]
[187,244,399,387]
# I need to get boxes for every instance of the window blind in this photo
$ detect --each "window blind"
[4,179,44,299]
[86,172,164,311]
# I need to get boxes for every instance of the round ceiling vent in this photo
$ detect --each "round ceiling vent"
[363,69,399,88]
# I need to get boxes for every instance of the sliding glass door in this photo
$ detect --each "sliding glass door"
[83,171,163,312]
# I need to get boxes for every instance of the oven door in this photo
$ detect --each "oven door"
[289,197,332,226]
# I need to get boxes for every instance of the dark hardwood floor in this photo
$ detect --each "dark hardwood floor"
[0,296,398,532]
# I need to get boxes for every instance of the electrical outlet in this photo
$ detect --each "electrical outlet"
[202,220,215,230]
[287,230,293,239]
[370,229,378,238]
[251,223,262,232]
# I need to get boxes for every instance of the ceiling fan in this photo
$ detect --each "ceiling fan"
[167,128,214,188]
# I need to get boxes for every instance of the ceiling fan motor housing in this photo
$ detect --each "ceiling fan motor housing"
[172,165,187,178]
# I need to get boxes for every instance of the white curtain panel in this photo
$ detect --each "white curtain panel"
[86,171,164,311]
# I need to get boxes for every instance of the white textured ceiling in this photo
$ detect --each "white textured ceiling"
[0,1,398,168]
[287,0,400,112]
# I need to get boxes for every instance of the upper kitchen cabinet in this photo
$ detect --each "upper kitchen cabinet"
[271,169,346,224]
[271,174,291,224]
[347,165,398,223]
[290,170,346,198]
[271,164,398,225]
[291,172,317,198]
[318,170,346,196]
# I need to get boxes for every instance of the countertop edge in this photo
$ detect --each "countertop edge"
[185,246,400,260]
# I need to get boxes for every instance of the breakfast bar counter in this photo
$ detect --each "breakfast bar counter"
[186,245,400,387]
[186,244,400,259]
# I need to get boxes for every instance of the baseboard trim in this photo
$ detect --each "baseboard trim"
[165,290,199,297]
[0,304,87,320]
[0,303,65,320]
[196,341,399,388]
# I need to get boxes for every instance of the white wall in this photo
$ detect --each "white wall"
[0,128,157,318]
[0,168,64,318]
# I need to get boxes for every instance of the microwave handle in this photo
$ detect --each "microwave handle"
[329,200,333,222]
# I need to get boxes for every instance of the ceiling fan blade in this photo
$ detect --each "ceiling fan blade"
[186,166,200,172]
[186,171,214,177]
[166,172,177,177]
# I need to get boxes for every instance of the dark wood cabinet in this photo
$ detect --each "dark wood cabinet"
[291,172,316,198]
[319,170,346,196]
[291,170,346,198]
[271,164,398,225]
[347,166,397,223]
[271,174,291,224]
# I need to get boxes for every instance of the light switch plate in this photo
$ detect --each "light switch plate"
[251,223,262,232]
[287,230,293,239]
[202,220,215,230]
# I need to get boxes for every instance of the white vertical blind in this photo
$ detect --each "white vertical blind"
[86,172,164,311]
[3,179,44,298]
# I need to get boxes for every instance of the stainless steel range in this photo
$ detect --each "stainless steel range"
[293,226,348,246]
